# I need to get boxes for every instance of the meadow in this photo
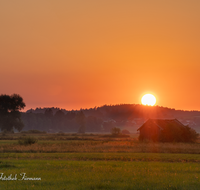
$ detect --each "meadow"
[0,133,200,189]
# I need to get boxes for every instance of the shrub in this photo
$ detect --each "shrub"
[18,136,38,145]
[138,119,199,143]
[121,129,130,135]
[111,127,121,136]
[159,125,198,143]
[183,125,199,142]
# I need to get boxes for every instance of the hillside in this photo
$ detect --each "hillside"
[23,104,200,133]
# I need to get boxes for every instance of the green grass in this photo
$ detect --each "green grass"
[1,138,200,154]
[0,155,200,190]
[0,152,200,163]
[0,140,17,144]
[0,133,200,189]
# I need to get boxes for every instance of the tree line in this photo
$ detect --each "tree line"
[1,94,200,134]
[21,109,104,133]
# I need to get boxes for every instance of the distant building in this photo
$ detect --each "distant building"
[137,119,186,142]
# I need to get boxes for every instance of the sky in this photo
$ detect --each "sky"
[1,0,200,111]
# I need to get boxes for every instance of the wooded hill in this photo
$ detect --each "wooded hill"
[21,104,200,133]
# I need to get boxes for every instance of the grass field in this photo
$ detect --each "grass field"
[0,133,200,189]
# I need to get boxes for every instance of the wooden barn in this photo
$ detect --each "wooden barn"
[137,119,187,142]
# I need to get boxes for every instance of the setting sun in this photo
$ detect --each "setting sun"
[141,94,156,106]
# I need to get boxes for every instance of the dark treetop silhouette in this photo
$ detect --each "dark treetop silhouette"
[0,94,26,132]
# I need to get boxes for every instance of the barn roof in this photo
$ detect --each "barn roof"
[137,119,185,131]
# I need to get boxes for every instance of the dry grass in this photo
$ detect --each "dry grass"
[1,133,200,190]
[1,139,200,154]
[0,133,200,154]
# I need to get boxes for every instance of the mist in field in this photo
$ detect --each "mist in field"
[21,104,200,133]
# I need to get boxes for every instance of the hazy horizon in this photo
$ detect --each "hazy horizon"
[23,103,200,113]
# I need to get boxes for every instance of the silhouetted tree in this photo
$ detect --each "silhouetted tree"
[44,109,53,118]
[121,129,130,134]
[76,111,86,133]
[86,116,103,132]
[54,110,65,118]
[66,111,76,120]
[0,94,26,132]
[111,127,121,136]
[54,110,65,131]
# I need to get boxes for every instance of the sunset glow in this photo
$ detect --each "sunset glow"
[141,94,156,106]
[1,1,200,111]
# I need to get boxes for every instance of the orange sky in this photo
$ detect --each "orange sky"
[1,0,200,111]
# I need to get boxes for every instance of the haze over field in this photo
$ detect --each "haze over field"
[1,0,200,111]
